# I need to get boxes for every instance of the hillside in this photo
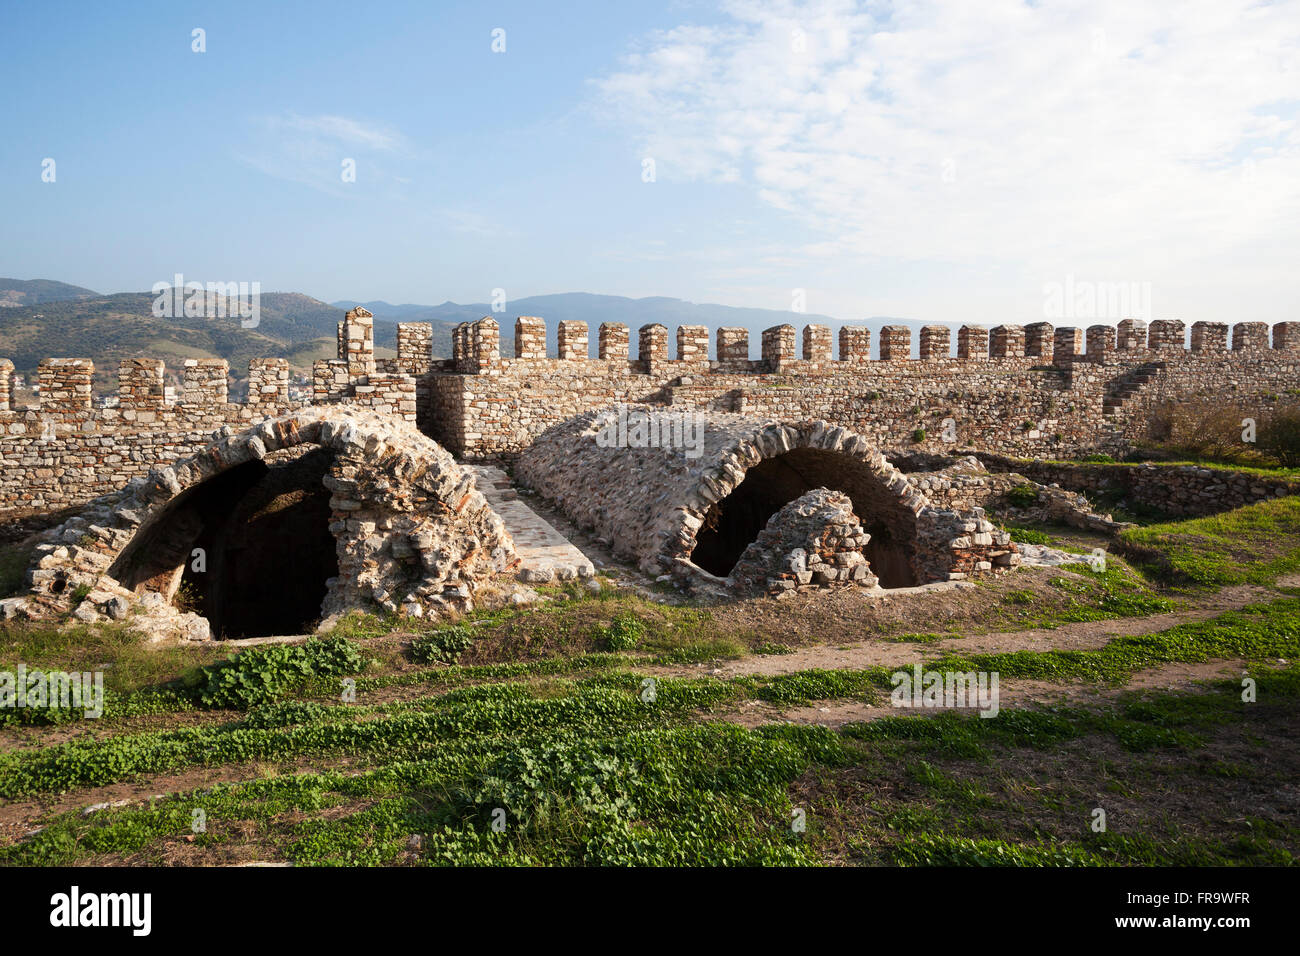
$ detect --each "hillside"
[0,291,362,386]
[0,278,99,309]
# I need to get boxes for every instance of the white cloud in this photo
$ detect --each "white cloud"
[596,0,1300,295]
[235,113,408,194]
[276,114,405,152]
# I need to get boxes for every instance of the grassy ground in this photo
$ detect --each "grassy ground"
[0,600,1295,865]
[1,500,1297,866]
[1118,496,1300,589]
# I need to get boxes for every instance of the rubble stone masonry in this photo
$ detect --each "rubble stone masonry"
[4,316,1299,517]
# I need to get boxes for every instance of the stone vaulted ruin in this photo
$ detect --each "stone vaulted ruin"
[516,409,1018,591]
[13,408,517,640]
[3,306,1298,639]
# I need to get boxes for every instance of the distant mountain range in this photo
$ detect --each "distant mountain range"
[0,279,932,385]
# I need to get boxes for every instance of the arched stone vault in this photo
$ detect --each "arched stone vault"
[22,407,518,638]
[516,407,1017,587]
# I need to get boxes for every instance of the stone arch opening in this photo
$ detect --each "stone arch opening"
[689,447,920,587]
[26,408,518,641]
[108,446,340,638]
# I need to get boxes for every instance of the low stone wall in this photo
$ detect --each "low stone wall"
[976,455,1300,517]
[904,455,1129,533]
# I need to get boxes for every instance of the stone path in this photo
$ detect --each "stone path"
[470,465,595,582]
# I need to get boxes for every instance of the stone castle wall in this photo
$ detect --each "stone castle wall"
[422,316,1300,462]
[3,310,1298,516]
[0,308,422,514]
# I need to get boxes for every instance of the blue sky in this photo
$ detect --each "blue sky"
[2,0,1298,323]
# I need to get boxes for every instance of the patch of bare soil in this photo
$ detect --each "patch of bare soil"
[684,567,1101,647]
[655,583,1273,681]
[0,709,247,754]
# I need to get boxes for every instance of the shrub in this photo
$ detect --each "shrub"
[1006,484,1039,508]
[1259,408,1300,467]
[173,582,201,614]
[911,428,927,443]
[185,636,366,709]
[1146,399,1275,466]
[410,625,476,665]
[596,613,645,652]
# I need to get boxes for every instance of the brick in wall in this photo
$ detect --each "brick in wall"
[957,325,988,360]
[919,325,950,360]
[677,324,709,363]
[247,358,289,406]
[879,325,910,361]
[717,327,749,364]
[558,320,589,360]
[38,359,94,412]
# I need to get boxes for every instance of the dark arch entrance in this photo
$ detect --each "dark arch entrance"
[689,447,920,587]
[107,447,340,638]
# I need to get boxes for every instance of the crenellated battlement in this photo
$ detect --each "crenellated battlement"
[408,315,1300,460]
[3,308,1298,514]
[410,314,1300,370]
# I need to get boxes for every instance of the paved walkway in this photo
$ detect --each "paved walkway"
[471,466,595,582]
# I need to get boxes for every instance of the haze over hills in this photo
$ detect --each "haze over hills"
[0,280,937,388]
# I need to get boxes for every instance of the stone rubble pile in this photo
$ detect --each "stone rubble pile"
[915,507,1020,579]
[902,454,1129,533]
[730,489,878,594]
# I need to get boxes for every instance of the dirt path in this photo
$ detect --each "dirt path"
[652,584,1273,680]
[713,659,1252,729]
[0,755,373,847]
